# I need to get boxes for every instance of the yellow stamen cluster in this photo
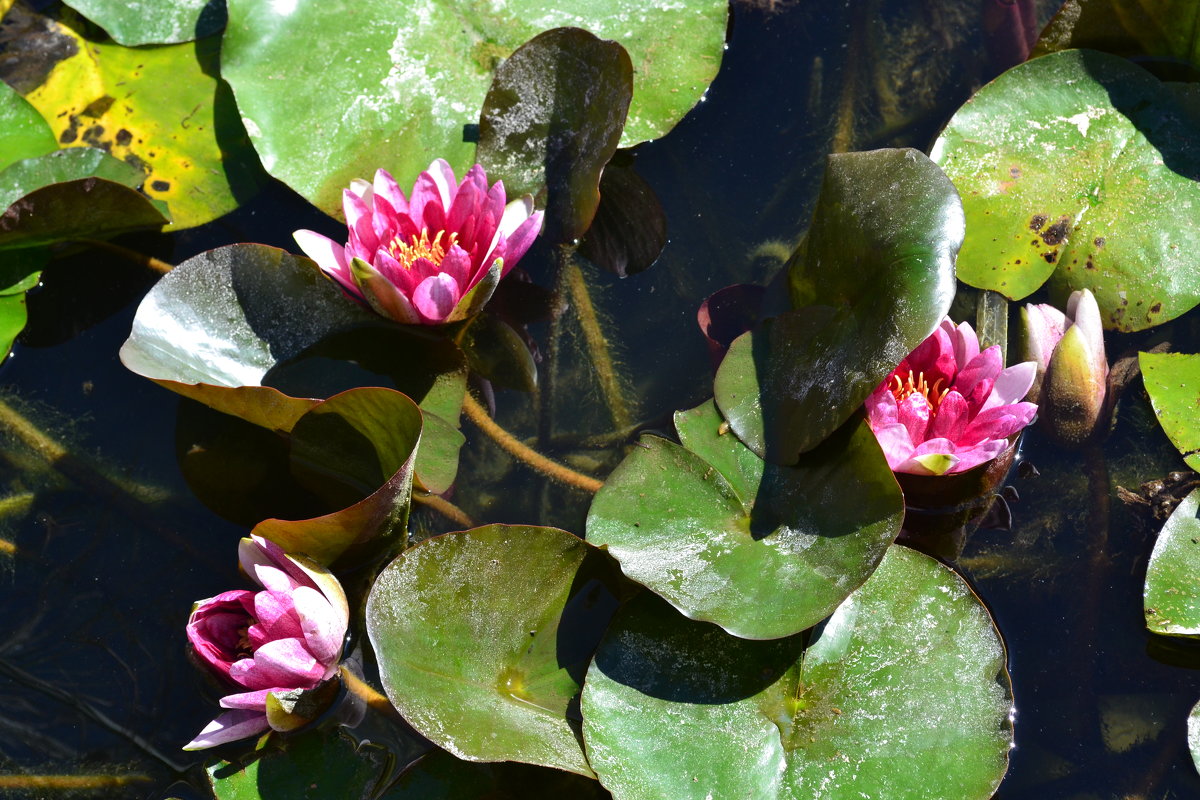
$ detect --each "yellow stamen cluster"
[386,228,458,270]
[890,371,949,411]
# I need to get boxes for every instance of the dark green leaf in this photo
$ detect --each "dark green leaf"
[932,49,1200,331]
[385,750,611,799]
[578,155,667,277]
[1144,488,1200,637]
[478,28,632,243]
[0,176,169,251]
[715,149,960,462]
[0,146,148,211]
[220,0,727,215]
[1033,0,1200,77]
[582,545,1013,800]
[366,525,625,776]
[63,0,226,45]
[208,728,393,800]
[1140,351,1200,472]
[586,400,902,640]
[456,311,537,393]
[119,244,465,491]
[0,248,45,358]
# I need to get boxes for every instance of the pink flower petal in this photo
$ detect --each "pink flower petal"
[950,439,1010,473]
[446,164,488,233]
[982,361,1037,409]
[903,324,957,387]
[291,585,344,670]
[864,384,899,429]
[230,638,322,690]
[218,689,272,712]
[183,709,270,751]
[292,230,353,288]
[959,401,1038,447]
[954,345,1003,408]
[439,244,472,287]
[412,273,461,323]
[869,422,916,470]
[948,319,981,371]
[342,189,378,253]
[896,393,932,444]
[496,210,543,277]
[928,389,968,443]
[373,168,408,217]
[373,249,420,294]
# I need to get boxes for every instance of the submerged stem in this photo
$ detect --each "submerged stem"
[340,667,403,723]
[412,491,476,529]
[0,774,151,790]
[74,239,173,274]
[562,255,632,431]
[462,394,603,494]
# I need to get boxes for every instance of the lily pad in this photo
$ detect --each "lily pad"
[714,149,961,462]
[366,524,625,777]
[0,176,169,251]
[0,248,44,358]
[581,545,1013,800]
[208,728,395,800]
[1033,0,1200,75]
[477,27,631,243]
[578,154,667,278]
[0,80,56,171]
[1144,488,1200,637]
[119,244,466,492]
[254,387,420,568]
[63,0,226,46]
[387,750,611,798]
[1139,351,1200,472]
[1190,700,1200,776]
[586,400,902,640]
[220,0,727,215]
[931,49,1200,331]
[18,7,264,228]
[0,146,148,212]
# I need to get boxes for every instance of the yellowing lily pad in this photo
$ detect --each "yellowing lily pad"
[16,7,263,228]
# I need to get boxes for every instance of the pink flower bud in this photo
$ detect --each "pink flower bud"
[183,535,349,750]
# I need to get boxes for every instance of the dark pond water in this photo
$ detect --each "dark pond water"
[4,0,1200,798]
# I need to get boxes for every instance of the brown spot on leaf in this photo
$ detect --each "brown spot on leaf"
[1150,302,1163,314]
[1043,251,1057,264]
[1085,258,1095,270]
[81,96,114,118]
[1030,214,1048,231]
[115,128,133,146]
[1010,166,1021,179]
[1093,237,1106,248]
[1041,216,1071,246]
[150,180,171,192]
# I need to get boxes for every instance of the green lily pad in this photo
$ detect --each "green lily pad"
[386,750,611,799]
[455,311,538,393]
[586,400,902,640]
[477,27,631,243]
[220,0,727,215]
[1139,351,1200,471]
[714,149,961,462]
[0,80,56,171]
[0,248,45,358]
[253,387,420,568]
[581,545,1013,800]
[19,7,264,228]
[0,146,148,213]
[577,154,667,278]
[366,524,625,777]
[63,0,225,46]
[1144,488,1200,637]
[0,176,169,251]
[119,244,466,492]
[932,49,1200,331]
[209,728,395,800]
[1033,0,1200,75]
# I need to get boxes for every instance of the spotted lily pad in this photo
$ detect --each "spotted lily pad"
[586,400,902,640]
[16,6,264,228]
[1144,488,1200,637]
[932,48,1200,331]
[1140,351,1200,472]
[366,524,625,777]
[581,544,1013,800]
[0,80,56,171]
[714,148,961,462]
[220,0,727,215]
[119,244,466,493]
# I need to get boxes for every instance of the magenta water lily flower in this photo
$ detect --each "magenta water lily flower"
[865,318,1038,476]
[184,535,349,750]
[294,159,543,325]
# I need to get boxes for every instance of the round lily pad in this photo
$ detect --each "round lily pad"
[1140,351,1200,472]
[582,544,1013,800]
[0,80,56,172]
[20,8,264,228]
[932,48,1200,331]
[1144,488,1200,637]
[586,400,902,640]
[366,524,624,777]
[714,148,961,462]
[221,0,727,215]
[63,0,225,46]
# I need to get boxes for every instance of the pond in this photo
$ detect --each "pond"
[3,0,1200,798]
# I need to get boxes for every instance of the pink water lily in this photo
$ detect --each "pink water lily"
[184,535,349,750]
[294,159,543,325]
[865,318,1038,476]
